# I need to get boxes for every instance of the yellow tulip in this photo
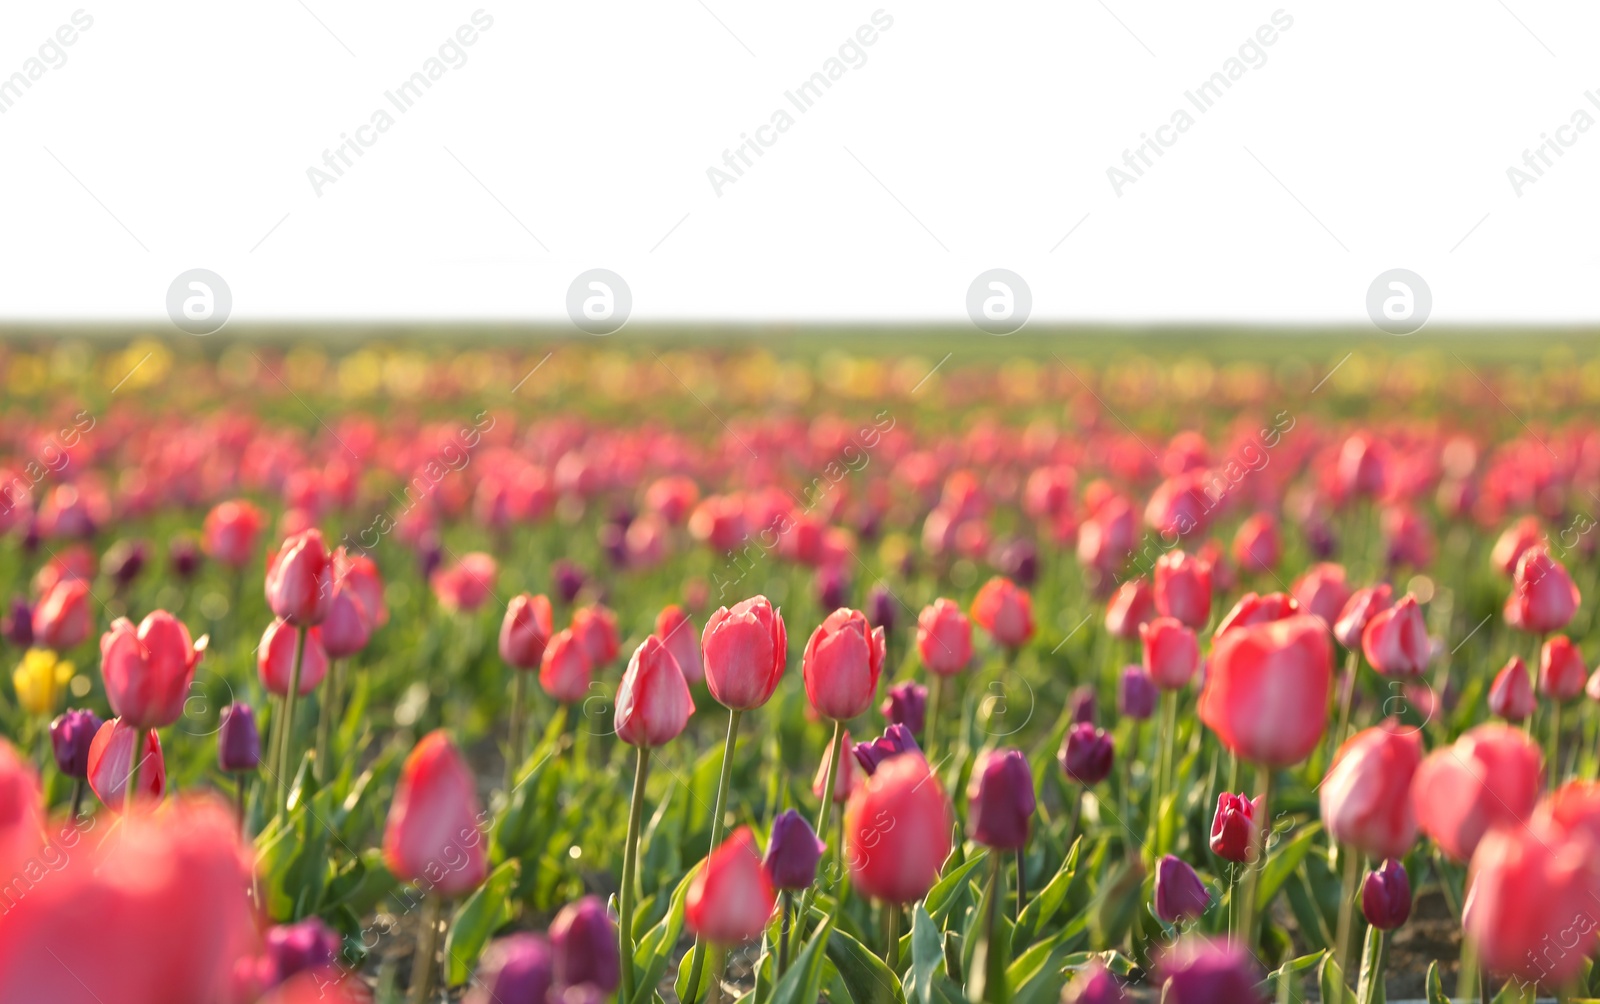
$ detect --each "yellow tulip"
[13,648,73,717]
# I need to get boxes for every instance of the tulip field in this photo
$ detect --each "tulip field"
[3,333,1600,1004]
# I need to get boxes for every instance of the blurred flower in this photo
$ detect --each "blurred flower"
[1154,855,1209,924]
[1199,615,1330,767]
[763,809,825,891]
[1320,723,1420,861]
[218,702,261,773]
[549,896,619,993]
[552,559,587,604]
[570,603,620,665]
[1158,938,1265,1004]
[879,680,926,735]
[258,620,329,697]
[685,826,775,943]
[466,934,552,1004]
[1290,562,1350,628]
[382,731,487,897]
[853,723,921,776]
[815,729,864,803]
[49,707,101,779]
[1141,616,1199,690]
[431,552,499,615]
[1212,591,1298,641]
[204,499,264,567]
[1119,665,1158,720]
[966,748,1034,850]
[1488,656,1535,722]
[1154,550,1211,629]
[845,753,953,902]
[1505,547,1580,634]
[971,576,1033,649]
[1333,583,1393,650]
[1361,594,1429,677]
[32,579,91,651]
[2,597,32,649]
[500,593,555,671]
[1104,578,1154,640]
[539,629,593,705]
[1059,722,1113,786]
[266,529,334,626]
[1412,723,1541,861]
[101,539,147,590]
[1541,635,1588,701]
[916,598,972,676]
[654,605,703,685]
[13,648,73,717]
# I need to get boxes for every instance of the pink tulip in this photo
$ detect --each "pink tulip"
[702,596,787,709]
[1198,615,1331,767]
[1104,578,1154,640]
[684,827,776,944]
[1320,723,1421,861]
[382,731,488,897]
[916,599,973,676]
[100,611,206,729]
[845,753,953,902]
[655,605,704,685]
[265,529,333,626]
[1411,723,1541,862]
[258,620,329,697]
[1140,616,1199,690]
[614,635,694,747]
[499,594,554,671]
[539,629,593,705]
[1154,551,1211,629]
[803,608,885,720]
[971,577,1034,649]
[1360,594,1429,677]
[1540,635,1588,702]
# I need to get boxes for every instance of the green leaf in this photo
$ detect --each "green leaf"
[444,859,520,986]
[1005,928,1074,1004]
[629,864,699,1004]
[926,852,988,927]
[1425,962,1449,1004]
[1255,822,1322,912]
[905,906,947,1004]
[1012,837,1080,947]
[1354,926,1385,1004]
[824,925,905,1004]
[963,862,1011,1004]
[768,917,833,1004]
[1319,951,1356,1004]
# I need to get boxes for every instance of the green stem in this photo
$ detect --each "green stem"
[1014,848,1027,923]
[1333,846,1362,974]
[504,670,528,793]
[883,900,900,971]
[235,773,248,832]
[315,657,344,783]
[777,890,793,979]
[682,707,744,1004]
[409,893,443,1004]
[926,674,942,761]
[276,625,307,821]
[619,746,649,1002]
[1547,699,1564,792]
[969,852,1003,1003]
[1456,934,1478,1002]
[1333,647,1360,753]
[123,733,143,815]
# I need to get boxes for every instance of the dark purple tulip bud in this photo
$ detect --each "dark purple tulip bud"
[866,584,897,634]
[2,597,33,648]
[552,559,587,604]
[1159,938,1266,1004]
[1154,855,1210,924]
[1306,520,1337,561]
[21,519,40,556]
[855,508,882,541]
[815,565,849,611]
[966,748,1035,850]
[1068,685,1097,725]
[466,933,553,1004]
[1059,722,1114,786]
[598,523,628,569]
[218,702,261,772]
[763,808,826,890]
[50,708,103,778]
[101,539,147,590]
[1361,859,1411,930]
[549,895,619,993]
[1064,963,1123,1004]
[996,538,1038,587]
[417,534,443,583]
[264,917,342,983]
[879,680,927,736]
[169,536,203,580]
[853,723,921,776]
[1118,665,1158,720]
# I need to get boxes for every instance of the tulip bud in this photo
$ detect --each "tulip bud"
[1141,616,1199,690]
[815,730,864,803]
[1154,551,1211,629]
[1063,964,1123,1004]
[802,608,885,720]
[1212,592,1299,641]
[265,530,334,627]
[1491,515,1543,577]
[382,731,488,897]
[467,934,553,1004]
[168,536,202,580]
[915,599,972,677]
[763,809,825,891]
[814,565,850,611]
[1334,583,1393,649]
[654,605,703,685]
[685,826,776,943]
[319,584,372,660]
[971,576,1034,649]
[1154,855,1210,924]
[258,620,329,697]
[568,604,618,666]
[1291,562,1351,628]
[204,499,264,567]
[550,895,621,992]
[1118,665,1158,720]
[1488,656,1535,722]
[852,724,920,776]
[497,594,554,671]
[101,611,208,729]
[966,748,1034,850]
[552,560,587,604]
[1505,547,1581,634]
[702,596,787,710]
[2,597,32,648]
[1412,723,1541,861]
[865,584,898,635]
[32,579,91,651]
[1104,579,1154,640]
[1360,859,1411,930]
[879,680,927,735]
[1158,938,1265,1004]
[614,635,694,748]
[218,702,261,773]
[86,718,166,808]
[845,754,953,902]
[1360,594,1429,677]
[265,917,342,984]
[1540,635,1588,701]
[539,629,593,705]
[50,707,102,779]
[102,539,147,590]
[12,648,73,717]
[1059,722,1114,786]
[1232,512,1281,572]
[1209,792,1260,863]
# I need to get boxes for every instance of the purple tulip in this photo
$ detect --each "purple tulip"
[853,723,921,776]
[815,565,850,611]
[996,538,1038,587]
[218,702,262,773]
[102,539,147,590]
[549,895,619,993]
[966,748,1035,850]
[1068,685,1097,725]
[1361,859,1411,930]
[1118,665,1158,720]
[552,560,588,603]
[2,597,33,648]
[879,680,927,736]
[1064,963,1124,1004]
[50,708,103,779]
[1158,938,1266,1004]
[1154,855,1210,924]
[763,809,826,891]
[867,584,897,633]
[264,917,342,983]
[466,933,553,1004]
[1059,722,1114,786]
[169,536,203,580]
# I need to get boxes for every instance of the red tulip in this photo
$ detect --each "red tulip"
[1232,512,1281,572]
[100,611,206,729]
[1360,594,1429,677]
[203,498,265,567]
[615,635,694,747]
[382,731,488,897]
[1487,656,1535,722]
[1537,779,1600,845]
[539,629,593,705]
[701,596,787,709]
[430,552,499,614]
[1144,472,1211,539]
[654,605,704,685]
[814,729,864,804]
[688,494,746,551]
[1411,723,1541,861]
[319,581,372,659]
[1540,635,1588,701]
[1140,616,1199,690]
[803,608,885,720]
[333,548,388,627]
[1198,614,1331,767]
[1209,792,1261,863]
[1505,547,1581,634]
[684,826,775,943]
[265,530,333,626]
[86,718,166,807]
[1153,551,1211,629]
[1104,578,1154,640]
[1463,819,1599,984]
[971,577,1034,649]
[1491,515,1544,577]
[645,474,700,526]
[1333,583,1392,650]
[1290,562,1350,629]
[499,594,554,670]
[258,619,329,696]
[32,578,91,650]
[916,598,973,676]
[1319,723,1421,861]
[0,741,42,879]
[844,753,953,902]
[0,797,255,1002]
[570,603,620,665]
[1212,591,1298,641]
